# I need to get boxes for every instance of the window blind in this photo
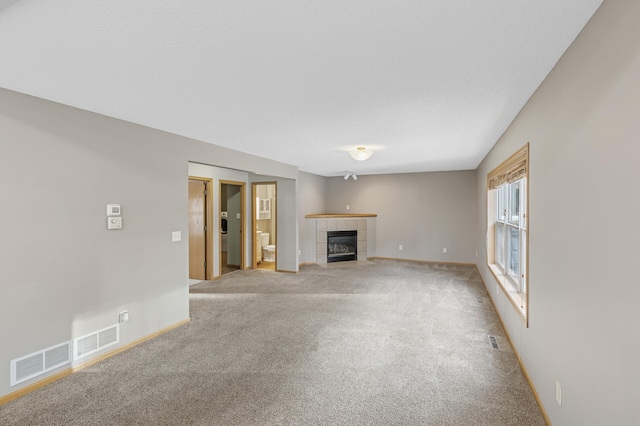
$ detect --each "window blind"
[487,144,528,190]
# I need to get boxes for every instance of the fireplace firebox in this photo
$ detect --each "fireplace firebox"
[327,230,357,263]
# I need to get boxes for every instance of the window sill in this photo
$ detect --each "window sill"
[488,263,528,326]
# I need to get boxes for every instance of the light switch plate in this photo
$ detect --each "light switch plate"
[172,231,181,242]
[106,204,121,216]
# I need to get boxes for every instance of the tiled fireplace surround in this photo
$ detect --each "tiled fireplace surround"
[306,215,377,264]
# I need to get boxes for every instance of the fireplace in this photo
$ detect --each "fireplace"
[327,230,357,263]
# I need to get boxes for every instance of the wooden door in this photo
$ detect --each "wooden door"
[189,179,206,280]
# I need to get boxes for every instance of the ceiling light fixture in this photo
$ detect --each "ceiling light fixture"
[349,147,373,161]
[344,171,357,180]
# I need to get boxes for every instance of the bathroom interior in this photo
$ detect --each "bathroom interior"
[254,183,276,271]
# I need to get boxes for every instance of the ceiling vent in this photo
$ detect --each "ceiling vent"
[10,341,71,386]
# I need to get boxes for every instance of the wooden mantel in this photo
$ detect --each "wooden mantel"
[305,213,377,218]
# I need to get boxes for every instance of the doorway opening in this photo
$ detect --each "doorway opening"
[220,180,245,275]
[188,177,213,282]
[252,182,277,271]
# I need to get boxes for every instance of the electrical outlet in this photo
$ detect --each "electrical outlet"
[299,250,301,256]
[346,205,350,210]
[443,248,447,253]
[556,381,562,406]
[476,251,478,257]
[119,311,129,324]
[398,245,403,251]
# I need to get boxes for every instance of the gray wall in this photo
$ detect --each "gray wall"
[326,171,477,264]
[296,172,327,264]
[0,88,298,399]
[274,179,298,272]
[475,1,639,425]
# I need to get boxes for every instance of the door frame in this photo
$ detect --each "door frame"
[219,180,246,272]
[188,176,213,280]
[252,182,277,269]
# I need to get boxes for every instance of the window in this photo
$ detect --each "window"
[487,144,528,324]
[495,179,526,291]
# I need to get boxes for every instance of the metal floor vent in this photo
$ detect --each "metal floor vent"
[488,335,499,350]
[74,324,119,361]
[10,341,71,386]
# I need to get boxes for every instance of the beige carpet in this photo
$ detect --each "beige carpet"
[0,259,546,425]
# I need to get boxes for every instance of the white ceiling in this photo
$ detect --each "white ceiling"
[0,1,602,176]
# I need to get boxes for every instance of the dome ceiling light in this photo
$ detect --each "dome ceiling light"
[349,147,373,161]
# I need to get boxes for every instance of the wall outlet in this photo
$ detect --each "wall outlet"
[172,231,181,242]
[443,247,447,253]
[299,249,301,256]
[556,381,562,406]
[398,245,403,251]
[346,205,350,210]
[119,311,129,324]
[476,251,478,257]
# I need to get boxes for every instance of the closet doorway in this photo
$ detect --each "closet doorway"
[220,180,245,275]
[252,182,277,271]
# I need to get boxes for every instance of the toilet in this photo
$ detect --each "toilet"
[260,233,276,262]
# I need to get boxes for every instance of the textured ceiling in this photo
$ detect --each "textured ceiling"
[0,1,602,176]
